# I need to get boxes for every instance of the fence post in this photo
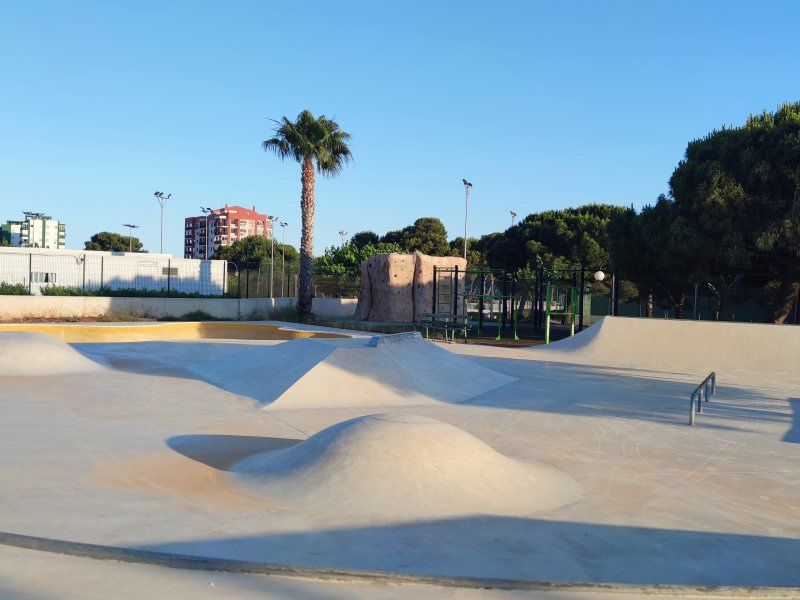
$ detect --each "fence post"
[167,259,172,293]
[578,267,585,331]
[100,256,104,289]
[28,252,33,294]
[478,272,485,335]
[82,255,86,291]
[453,265,458,316]
[432,266,437,313]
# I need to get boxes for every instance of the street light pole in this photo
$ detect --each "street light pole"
[462,179,473,259]
[122,224,139,252]
[338,230,348,246]
[280,221,288,296]
[200,207,212,259]
[510,211,517,227]
[268,216,278,298]
[154,191,171,254]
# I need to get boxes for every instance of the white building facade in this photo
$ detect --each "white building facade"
[1,214,66,249]
[0,247,228,296]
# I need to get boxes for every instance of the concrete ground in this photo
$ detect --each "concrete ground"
[1,318,799,598]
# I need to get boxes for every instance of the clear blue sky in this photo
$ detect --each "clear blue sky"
[1,1,798,256]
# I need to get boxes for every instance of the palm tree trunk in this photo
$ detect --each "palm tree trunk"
[645,288,654,317]
[298,155,316,315]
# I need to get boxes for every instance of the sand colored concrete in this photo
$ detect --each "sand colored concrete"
[356,252,417,322]
[412,252,467,321]
[354,252,467,322]
[0,331,102,375]
[0,321,346,343]
[532,316,800,384]
[231,413,579,519]
[75,334,515,409]
[2,318,800,594]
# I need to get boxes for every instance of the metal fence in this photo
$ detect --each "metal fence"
[228,263,360,299]
[0,249,227,296]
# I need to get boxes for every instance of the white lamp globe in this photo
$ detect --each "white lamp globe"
[593,270,606,282]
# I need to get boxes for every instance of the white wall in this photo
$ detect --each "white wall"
[0,247,227,295]
[0,295,357,320]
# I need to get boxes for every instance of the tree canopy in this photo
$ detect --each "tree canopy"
[85,231,145,252]
[381,217,450,256]
[316,241,403,275]
[667,102,800,322]
[213,235,298,268]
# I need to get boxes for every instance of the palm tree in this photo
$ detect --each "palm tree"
[262,110,352,315]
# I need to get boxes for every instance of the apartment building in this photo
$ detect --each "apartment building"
[184,205,272,259]
[1,213,66,249]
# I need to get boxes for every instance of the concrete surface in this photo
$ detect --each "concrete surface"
[230,412,579,518]
[1,317,799,597]
[0,295,357,320]
[75,334,515,408]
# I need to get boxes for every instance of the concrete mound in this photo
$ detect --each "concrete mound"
[230,413,579,519]
[0,332,102,376]
[270,335,516,409]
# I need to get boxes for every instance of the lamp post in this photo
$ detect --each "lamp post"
[267,216,278,298]
[200,207,213,259]
[338,230,348,246]
[462,179,472,259]
[510,211,517,227]
[153,191,171,254]
[279,221,288,296]
[122,224,139,252]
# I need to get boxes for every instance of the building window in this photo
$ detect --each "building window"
[31,272,57,283]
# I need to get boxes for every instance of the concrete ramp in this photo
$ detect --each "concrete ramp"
[0,332,102,376]
[534,316,800,383]
[271,334,515,409]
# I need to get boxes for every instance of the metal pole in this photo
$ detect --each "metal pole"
[578,267,585,331]
[281,223,287,298]
[160,204,164,254]
[270,233,274,298]
[463,186,470,259]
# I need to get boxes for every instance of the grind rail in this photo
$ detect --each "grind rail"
[689,372,716,426]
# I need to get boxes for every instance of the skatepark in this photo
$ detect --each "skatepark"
[1,316,799,598]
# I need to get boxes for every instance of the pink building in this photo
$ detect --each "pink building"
[184,205,272,259]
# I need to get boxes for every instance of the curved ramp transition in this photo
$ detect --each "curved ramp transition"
[0,332,102,376]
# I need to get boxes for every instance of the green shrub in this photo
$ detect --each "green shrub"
[40,285,86,296]
[157,310,219,322]
[0,282,29,295]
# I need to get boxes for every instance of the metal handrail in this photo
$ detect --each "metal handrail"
[689,372,716,426]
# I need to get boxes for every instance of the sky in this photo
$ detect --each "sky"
[1,0,799,257]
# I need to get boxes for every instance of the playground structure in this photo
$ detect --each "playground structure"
[424,266,586,343]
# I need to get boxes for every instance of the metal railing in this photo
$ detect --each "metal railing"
[689,372,716,425]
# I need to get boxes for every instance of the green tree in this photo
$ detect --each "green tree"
[317,241,403,275]
[483,204,626,272]
[85,231,145,252]
[262,110,352,315]
[380,217,450,256]
[213,236,298,268]
[668,102,800,323]
[350,231,379,248]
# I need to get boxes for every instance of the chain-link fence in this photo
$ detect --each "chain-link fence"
[0,249,228,296]
[227,263,360,299]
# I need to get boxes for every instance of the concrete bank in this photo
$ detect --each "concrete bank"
[0,295,357,321]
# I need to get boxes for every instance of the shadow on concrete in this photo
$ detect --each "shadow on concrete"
[77,340,798,436]
[140,515,800,587]
[465,356,799,433]
[167,434,301,471]
[783,398,800,444]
